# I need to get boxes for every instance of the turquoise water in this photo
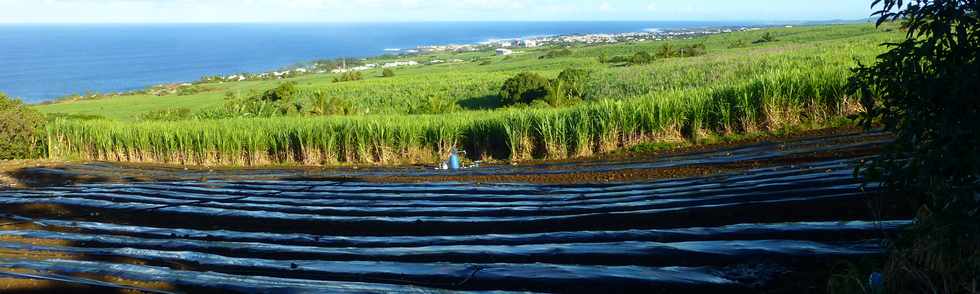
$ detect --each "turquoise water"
[0,21,750,103]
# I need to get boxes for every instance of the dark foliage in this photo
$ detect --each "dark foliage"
[139,108,193,121]
[728,39,748,49]
[848,0,979,292]
[222,82,305,117]
[382,68,395,77]
[539,49,573,59]
[499,72,551,106]
[0,92,46,160]
[333,71,363,83]
[260,81,299,103]
[657,43,707,58]
[601,44,706,66]
[630,51,655,65]
[753,32,777,44]
[408,95,459,114]
[604,55,631,64]
[677,43,707,57]
[655,43,677,58]
[498,70,590,108]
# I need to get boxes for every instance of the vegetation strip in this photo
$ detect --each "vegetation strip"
[32,24,901,167]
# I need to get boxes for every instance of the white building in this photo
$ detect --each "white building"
[520,40,538,48]
[495,48,513,56]
[382,60,419,68]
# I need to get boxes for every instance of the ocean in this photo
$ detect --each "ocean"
[0,21,752,103]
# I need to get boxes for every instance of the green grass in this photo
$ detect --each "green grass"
[39,24,903,166]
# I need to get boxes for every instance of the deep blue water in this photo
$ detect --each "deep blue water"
[0,22,752,103]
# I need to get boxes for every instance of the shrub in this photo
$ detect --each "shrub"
[678,43,707,57]
[728,40,748,49]
[753,32,776,44]
[139,108,193,121]
[253,82,303,115]
[333,71,363,83]
[382,68,395,78]
[499,72,551,106]
[223,91,284,118]
[498,70,590,108]
[0,92,46,160]
[176,84,214,96]
[260,82,299,103]
[191,107,239,120]
[630,51,654,65]
[605,55,631,64]
[655,43,676,58]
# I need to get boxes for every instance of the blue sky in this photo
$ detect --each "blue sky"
[0,0,875,23]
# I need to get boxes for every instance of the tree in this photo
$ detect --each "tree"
[382,68,395,77]
[261,81,298,103]
[655,43,676,58]
[0,92,46,160]
[728,39,748,49]
[848,0,979,292]
[753,32,776,44]
[262,82,303,114]
[762,32,775,42]
[499,72,551,106]
[630,51,654,65]
[333,71,363,83]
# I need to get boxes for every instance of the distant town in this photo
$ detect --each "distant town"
[413,26,767,55]
[243,25,772,79]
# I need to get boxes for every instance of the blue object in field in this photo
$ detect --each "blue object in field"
[448,149,461,170]
[869,272,884,292]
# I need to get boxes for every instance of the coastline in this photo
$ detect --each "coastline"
[32,23,775,105]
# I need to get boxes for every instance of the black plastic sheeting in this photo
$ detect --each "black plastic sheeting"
[0,259,519,294]
[0,131,910,293]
